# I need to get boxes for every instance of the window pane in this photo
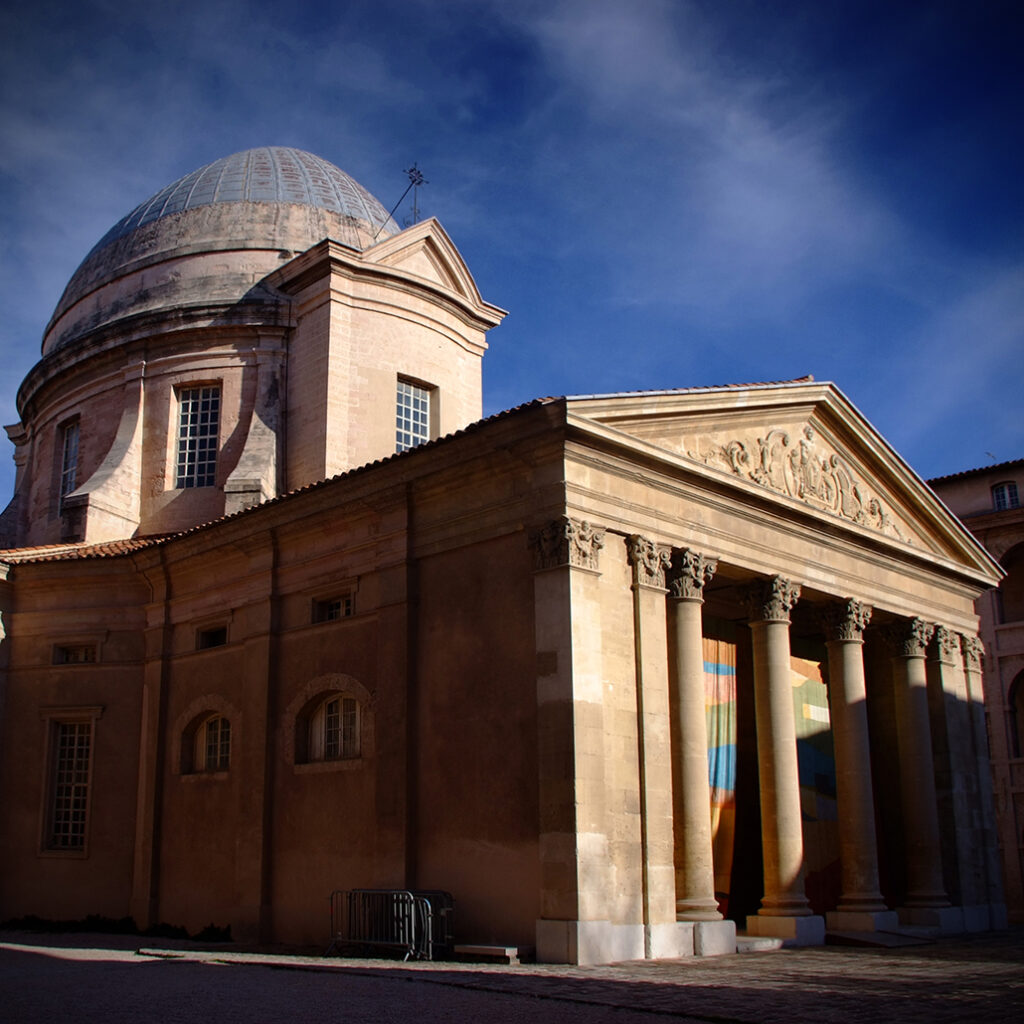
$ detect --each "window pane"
[49,722,91,849]
[176,386,221,488]
[396,380,430,453]
[60,421,80,509]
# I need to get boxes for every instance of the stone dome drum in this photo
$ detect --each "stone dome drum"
[44,147,401,354]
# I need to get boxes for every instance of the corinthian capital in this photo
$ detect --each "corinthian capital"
[666,548,717,600]
[745,576,801,623]
[528,517,604,571]
[932,625,961,664]
[960,633,984,671]
[821,599,872,642]
[882,618,935,658]
[626,535,671,588]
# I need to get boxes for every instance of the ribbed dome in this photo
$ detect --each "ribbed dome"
[88,148,398,256]
[45,147,402,353]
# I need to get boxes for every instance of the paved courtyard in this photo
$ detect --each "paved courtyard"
[2,928,1022,1023]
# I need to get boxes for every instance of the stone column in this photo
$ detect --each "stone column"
[745,576,824,945]
[665,549,736,956]
[626,536,691,960]
[884,618,962,932]
[821,600,897,933]
[959,634,1007,929]
[530,517,611,965]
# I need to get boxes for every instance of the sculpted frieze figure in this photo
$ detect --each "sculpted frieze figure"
[528,517,605,570]
[666,548,717,600]
[626,535,671,588]
[689,424,907,542]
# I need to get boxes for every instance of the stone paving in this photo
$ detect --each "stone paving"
[1,928,1022,1022]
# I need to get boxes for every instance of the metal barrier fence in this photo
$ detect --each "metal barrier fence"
[328,888,454,961]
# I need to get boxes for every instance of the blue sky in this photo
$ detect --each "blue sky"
[1,0,1021,504]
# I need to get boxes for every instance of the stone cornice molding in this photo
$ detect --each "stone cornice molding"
[528,517,605,571]
[626,534,671,589]
[960,633,984,672]
[666,548,717,601]
[745,575,801,624]
[882,618,935,658]
[821,599,872,642]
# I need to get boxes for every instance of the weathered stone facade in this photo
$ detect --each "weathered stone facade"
[0,148,1007,964]
[929,459,1024,923]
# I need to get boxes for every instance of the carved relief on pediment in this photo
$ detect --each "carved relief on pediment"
[688,425,909,543]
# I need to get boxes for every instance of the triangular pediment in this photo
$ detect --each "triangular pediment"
[363,218,485,306]
[565,383,1001,580]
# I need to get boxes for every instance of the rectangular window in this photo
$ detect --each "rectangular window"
[176,385,220,488]
[323,696,359,760]
[47,721,93,851]
[313,594,354,623]
[204,717,231,772]
[59,420,80,509]
[197,626,228,650]
[994,482,1020,512]
[53,644,97,665]
[396,379,430,452]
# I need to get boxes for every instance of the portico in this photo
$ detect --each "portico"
[530,383,1005,962]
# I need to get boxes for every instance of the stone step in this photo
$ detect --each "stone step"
[453,944,523,965]
[825,929,935,948]
[735,935,785,953]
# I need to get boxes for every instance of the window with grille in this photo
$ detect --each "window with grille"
[59,420,80,509]
[176,386,220,488]
[197,716,231,772]
[396,380,430,452]
[308,695,360,761]
[53,644,97,665]
[47,721,93,850]
[313,594,354,623]
[993,481,1020,512]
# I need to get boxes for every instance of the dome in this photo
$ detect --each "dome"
[44,147,402,353]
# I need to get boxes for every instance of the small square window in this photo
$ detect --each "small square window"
[313,594,354,623]
[53,644,97,665]
[197,626,228,650]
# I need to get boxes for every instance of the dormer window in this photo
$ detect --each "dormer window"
[176,385,220,488]
[993,481,1020,512]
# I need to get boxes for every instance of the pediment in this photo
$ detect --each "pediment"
[364,218,480,303]
[565,383,1001,578]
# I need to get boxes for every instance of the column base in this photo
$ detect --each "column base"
[693,919,736,956]
[956,904,1007,932]
[745,913,825,946]
[897,905,965,935]
[826,909,899,933]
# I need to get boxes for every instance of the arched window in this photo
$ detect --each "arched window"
[182,714,231,773]
[300,694,360,763]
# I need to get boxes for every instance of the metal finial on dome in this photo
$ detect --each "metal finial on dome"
[375,163,429,240]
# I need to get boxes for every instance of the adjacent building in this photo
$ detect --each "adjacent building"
[0,148,1007,964]
[929,460,1024,921]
